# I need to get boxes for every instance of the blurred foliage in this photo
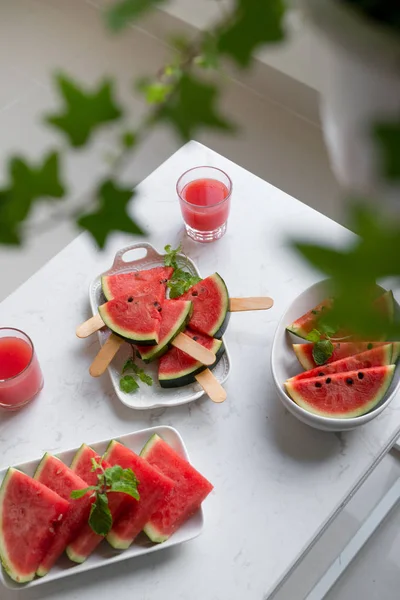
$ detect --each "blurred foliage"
[343,0,400,33]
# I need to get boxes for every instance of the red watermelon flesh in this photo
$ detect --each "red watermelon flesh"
[136,300,192,362]
[285,365,395,418]
[293,341,392,370]
[102,267,173,301]
[289,345,393,383]
[158,329,223,388]
[140,434,213,543]
[99,292,163,345]
[0,468,69,583]
[104,441,175,550]
[34,454,93,576]
[180,273,230,338]
[66,445,131,563]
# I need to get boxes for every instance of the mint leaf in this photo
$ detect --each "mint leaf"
[70,486,97,499]
[312,340,334,366]
[88,493,112,536]
[164,243,181,268]
[104,465,124,487]
[306,329,321,343]
[120,375,139,393]
[46,74,122,147]
[122,358,135,373]
[110,480,140,500]
[319,322,337,337]
[137,370,153,386]
[77,180,144,249]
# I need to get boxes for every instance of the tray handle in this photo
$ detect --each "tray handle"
[110,242,163,272]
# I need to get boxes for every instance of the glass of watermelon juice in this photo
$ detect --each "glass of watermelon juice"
[177,166,232,243]
[0,328,44,410]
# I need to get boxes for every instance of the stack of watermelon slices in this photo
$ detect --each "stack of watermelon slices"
[285,293,399,418]
[99,267,230,388]
[0,435,213,583]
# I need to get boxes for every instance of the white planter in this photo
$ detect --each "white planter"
[301,0,400,205]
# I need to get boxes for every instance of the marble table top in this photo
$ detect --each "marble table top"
[1,141,399,600]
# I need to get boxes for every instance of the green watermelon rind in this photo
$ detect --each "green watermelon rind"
[210,273,230,339]
[98,304,159,346]
[159,338,225,388]
[101,275,114,302]
[33,453,59,578]
[0,469,30,583]
[69,443,89,472]
[139,435,169,543]
[392,342,400,363]
[65,544,87,564]
[285,365,396,419]
[102,440,131,551]
[138,302,193,363]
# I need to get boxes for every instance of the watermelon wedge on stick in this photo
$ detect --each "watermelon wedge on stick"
[105,441,175,550]
[293,341,396,370]
[0,469,69,583]
[180,273,230,338]
[102,267,173,301]
[140,434,213,543]
[288,345,393,383]
[34,454,93,576]
[66,445,132,564]
[285,365,396,418]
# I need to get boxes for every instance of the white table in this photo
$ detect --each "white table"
[1,141,399,600]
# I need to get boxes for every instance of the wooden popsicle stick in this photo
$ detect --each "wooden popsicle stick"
[195,369,226,403]
[229,296,274,312]
[89,334,125,377]
[171,332,215,365]
[76,313,105,338]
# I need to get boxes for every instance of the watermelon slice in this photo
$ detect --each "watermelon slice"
[293,341,393,370]
[102,267,173,301]
[140,434,213,543]
[104,441,175,550]
[287,291,395,340]
[136,300,193,362]
[180,273,230,338]
[99,292,163,345]
[288,345,393,383]
[0,468,69,583]
[34,454,93,576]
[158,329,224,388]
[285,365,396,418]
[66,445,131,563]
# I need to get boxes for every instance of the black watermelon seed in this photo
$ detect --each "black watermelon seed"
[318,372,324,377]
[358,372,364,380]
[192,291,198,297]
[157,307,162,312]
[315,382,322,388]
[127,297,133,302]
[193,336,198,341]
[326,377,331,384]
[346,378,354,385]
[153,301,160,307]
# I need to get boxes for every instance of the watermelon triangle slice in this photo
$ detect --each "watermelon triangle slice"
[136,300,193,362]
[0,468,69,583]
[293,341,393,370]
[140,434,213,543]
[66,445,132,564]
[180,273,230,338]
[288,345,393,383]
[285,365,396,418]
[99,292,163,345]
[104,441,175,550]
[102,267,173,301]
[34,454,94,576]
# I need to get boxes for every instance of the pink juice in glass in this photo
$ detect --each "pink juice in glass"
[0,329,44,410]
[177,167,232,243]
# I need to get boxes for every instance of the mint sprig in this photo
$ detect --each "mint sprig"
[71,458,140,536]
[305,329,334,366]
[164,244,201,298]
[119,358,152,393]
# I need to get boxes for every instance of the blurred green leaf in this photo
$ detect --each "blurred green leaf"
[218,0,285,67]
[157,73,234,141]
[78,179,144,248]
[0,151,65,245]
[195,34,220,69]
[136,78,173,104]
[106,0,166,30]
[121,130,136,148]
[374,120,400,180]
[46,74,122,147]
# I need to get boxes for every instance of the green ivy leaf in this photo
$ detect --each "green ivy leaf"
[218,0,285,67]
[157,74,234,141]
[106,0,166,31]
[136,79,173,104]
[121,130,136,149]
[374,120,400,180]
[195,34,220,70]
[46,74,122,147]
[0,152,65,245]
[77,179,144,248]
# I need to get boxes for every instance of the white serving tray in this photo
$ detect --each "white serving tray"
[89,242,231,409]
[0,426,204,591]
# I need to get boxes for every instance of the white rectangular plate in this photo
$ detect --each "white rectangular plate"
[89,242,231,409]
[0,426,204,591]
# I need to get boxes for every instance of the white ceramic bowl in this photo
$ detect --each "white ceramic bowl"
[271,280,400,432]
